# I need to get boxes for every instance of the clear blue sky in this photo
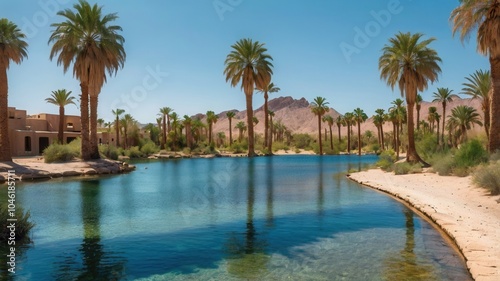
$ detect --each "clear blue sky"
[2,0,489,124]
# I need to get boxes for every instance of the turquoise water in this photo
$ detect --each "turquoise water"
[3,155,471,280]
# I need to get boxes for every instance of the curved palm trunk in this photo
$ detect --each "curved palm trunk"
[264,91,269,148]
[0,62,12,162]
[329,125,333,150]
[58,106,65,144]
[80,83,91,160]
[488,57,500,152]
[268,115,273,153]
[89,93,100,159]
[115,116,120,147]
[228,117,233,145]
[162,115,167,149]
[357,122,362,156]
[317,115,323,155]
[245,93,255,157]
[441,103,446,146]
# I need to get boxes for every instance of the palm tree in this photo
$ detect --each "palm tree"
[451,1,500,152]
[224,38,273,157]
[170,112,179,150]
[416,94,423,130]
[206,111,218,145]
[373,109,386,150]
[159,107,172,149]
[49,1,125,160]
[257,82,280,150]
[379,32,442,164]
[120,114,134,148]
[111,109,124,147]
[335,115,343,146]
[0,18,28,162]
[448,105,483,144]
[322,115,334,150]
[462,70,491,139]
[268,110,275,151]
[390,99,405,157]
[103,122,112,133]
[432,87,457,146]
[343,112,355,154]
[45,89,76,144]
[235,121,247,142]
[310,97,330,155]
[183,115,193,149]
[353,108,368,156]
[226,111,236,145]
[428,106,438,133]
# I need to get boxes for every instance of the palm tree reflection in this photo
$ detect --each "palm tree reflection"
[317,157,324,216]
[225,159,269,279]
[383,208,437,281]
[265,157,274,228]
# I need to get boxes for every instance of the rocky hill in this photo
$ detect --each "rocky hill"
[197,96,484,138]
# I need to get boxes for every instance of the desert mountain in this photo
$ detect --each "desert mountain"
[197,96,484,138]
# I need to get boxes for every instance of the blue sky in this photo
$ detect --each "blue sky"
[2,0,489,124]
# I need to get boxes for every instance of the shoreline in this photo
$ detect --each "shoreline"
[348,169,500,281]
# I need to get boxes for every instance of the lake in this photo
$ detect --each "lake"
[2,155,472,280]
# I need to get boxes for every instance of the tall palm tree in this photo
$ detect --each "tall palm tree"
[170,112,179,150]
[310,97,330,155]
[322,115,334,150]
[427,106,438,133]
[416,94,423,130]
[183,115,193,149]
[120,114,134,148]
[235,121,247,142]
[335,115,343,145]
[111,109,124,147]
[462,69,491,139]
[379,32,442,164]
[226,111,236,145]
[451,1,500,152]
[353,108,368,156]
[343,112,355,154]
[224,38,273,157]
[432,87,457,146]
[448,105,483,144]
[257,82,280,151]
[159,107,172,149]
[390,99,405,157]
[45,89,76,144]
[0,18,28,162]
[49,0,126,160]
[206,111,218,145]
[374,109,386,150]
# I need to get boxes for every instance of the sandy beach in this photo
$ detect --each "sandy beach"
[348,169,500,281]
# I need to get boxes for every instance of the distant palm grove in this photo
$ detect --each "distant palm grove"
[1,0,500,163]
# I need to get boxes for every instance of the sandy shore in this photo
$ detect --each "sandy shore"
[348,169,500,281]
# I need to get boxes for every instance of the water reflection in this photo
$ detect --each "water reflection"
[317,157,324,216]
[225,159,270,279]
[265,157,274,228]
[383,208,437,281]
[54,179,126,281]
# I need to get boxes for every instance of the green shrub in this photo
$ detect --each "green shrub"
[376,149,396,171]
[473,161,500,195]
[272,142,289,152]
[125,146,143,158]
[99,144,120,160]
[431,154,455,176]
[292,134,313,149]
[140,140,159,155]
[43,141,79,163]
[455,139,488,168]
[393,162,422,175]
[0,207,35,242]
[230,142,245,154]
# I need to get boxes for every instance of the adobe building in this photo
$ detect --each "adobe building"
[7,107,113,157]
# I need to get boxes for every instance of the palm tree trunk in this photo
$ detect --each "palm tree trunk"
[208,122,213,145]
[245,93,255,157]
[347,124,351,154]
[416,107,420,130]
[264,92,269,148]
[167,115,171,133]
[441,103,446,147]
[186,124,192,148]
[80,83,91,160]
[59,106,65,144]
[436,120,440,146]
[484,102,490,140]
[162,115,167,149]
[406,102,425,164]
[268,115,273,153]
[89,93,100,159]
[337,124,341,144]
[317,115,323,155]
[329,125,333,150]
[395,122,400,159]
[228,118,233,145]
[377,125,381,147]
[381,125,385,151]
[357,121,362,156]
[488,56,500,152]
[0,62,12,162]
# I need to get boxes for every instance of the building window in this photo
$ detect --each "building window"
[67,123,74,129]
[24,136,32,152]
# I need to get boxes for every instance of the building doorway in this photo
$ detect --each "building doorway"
[39,137,50,154]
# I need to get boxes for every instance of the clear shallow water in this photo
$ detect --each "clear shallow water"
[2,155,471,280]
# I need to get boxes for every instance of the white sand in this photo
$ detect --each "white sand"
[348,169,500,281]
